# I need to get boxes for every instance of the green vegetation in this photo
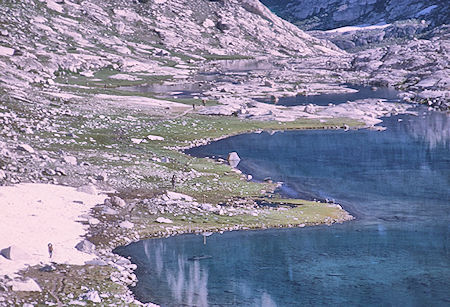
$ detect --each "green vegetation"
[128,200,349,240]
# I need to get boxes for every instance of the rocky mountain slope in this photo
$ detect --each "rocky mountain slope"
[0,0,340,92]
[261,0,449,30]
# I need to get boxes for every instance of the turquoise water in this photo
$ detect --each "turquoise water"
[115,109,450,306]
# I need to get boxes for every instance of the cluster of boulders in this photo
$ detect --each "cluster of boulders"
[351,35,449,110]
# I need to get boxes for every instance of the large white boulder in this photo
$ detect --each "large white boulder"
[82,290,102,303]
[75,240,95,254]
[227,152,241,168]
[76,184,98,195]
[164,191,193,202]
[1,245,30,261]
[147,135,165,141]
[156,217,173,224]
[17,144,35,154]
[119,221,134,229]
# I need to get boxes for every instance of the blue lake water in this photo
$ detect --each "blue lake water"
[115,109,450,306]
[257,85,402,106]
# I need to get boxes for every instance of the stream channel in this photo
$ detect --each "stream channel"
[115,96,449,306]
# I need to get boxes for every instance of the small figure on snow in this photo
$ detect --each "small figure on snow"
[48,243,53,259]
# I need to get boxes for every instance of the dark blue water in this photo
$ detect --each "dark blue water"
[115,110,450,306]
[257,85,401,106]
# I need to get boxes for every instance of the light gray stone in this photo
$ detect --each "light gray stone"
[165,191,193,202]
[119,221,134,229]
[63,155,77,165]
[227,152,240,167]
[17,144,35,154]
[76,184,98,195]
[85,259,108,266]
[106,196,126,208]
[156,217,173,224]
[75,240,95,254]
[82,290,101,303]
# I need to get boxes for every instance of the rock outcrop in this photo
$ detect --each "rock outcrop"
[262,0,449,30]
[0,0,340,93]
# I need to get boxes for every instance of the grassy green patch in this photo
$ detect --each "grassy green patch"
[121,200,351,242]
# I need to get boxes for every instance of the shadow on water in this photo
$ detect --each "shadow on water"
[115,108,450,306]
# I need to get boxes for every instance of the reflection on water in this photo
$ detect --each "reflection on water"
[116,109,450,306]
[116,225,450,306]
[404,109,450,149]
[257,85,402,106]
[127,240,209,307]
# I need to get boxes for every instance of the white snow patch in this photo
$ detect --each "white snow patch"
[326,23,391,33]
[0,184,106,276]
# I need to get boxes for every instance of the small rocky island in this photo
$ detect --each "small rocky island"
[0,0,448,305]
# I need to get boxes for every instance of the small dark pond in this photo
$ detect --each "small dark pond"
[257,85,402,106]
[116,109,450,306]
[118,83,209,99]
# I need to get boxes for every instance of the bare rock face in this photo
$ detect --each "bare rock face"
[262,0,449,30]
[0,0,339,94]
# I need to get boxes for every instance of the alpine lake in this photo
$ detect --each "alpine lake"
[115,86,449,306]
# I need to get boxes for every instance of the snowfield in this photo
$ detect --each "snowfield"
[0,184,106,276]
